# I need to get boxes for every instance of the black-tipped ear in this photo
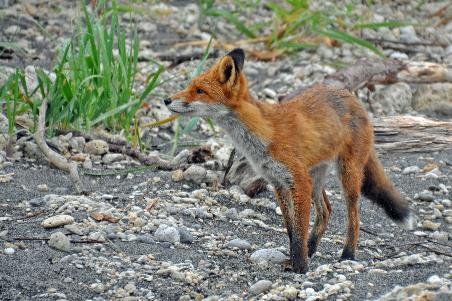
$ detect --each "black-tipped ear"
[226,48,245,73]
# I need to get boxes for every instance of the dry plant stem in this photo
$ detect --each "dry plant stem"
[35,98,84,193]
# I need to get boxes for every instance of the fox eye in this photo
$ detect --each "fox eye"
[196,88,205,95]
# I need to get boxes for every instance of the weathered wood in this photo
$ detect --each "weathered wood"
[374,115,452,153]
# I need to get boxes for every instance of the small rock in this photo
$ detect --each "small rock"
[429,231,448,241]
[171,169,184,182]
[90,283,105,293]
[37,184,49,192]
[402,166,420,175]
[225,208,238,220]
[250,248,287,264]
[29,197,45,207]
[263,88,277,99]
[422,220,440,231]
[84,140,109,155]
[283,287,299,300]
[4,247,15,255]
[177,227,194,244]
[427,275,443,286]
[400,26,420,43]
[183,165,207,184]
[154,224,180,244]
[102,153,123,164]
[416,191,435,202]
[41,215,75,228]
[249,280,272,295]
[48,232,71,251]
[225,239,251,250]
[441,199,451,207]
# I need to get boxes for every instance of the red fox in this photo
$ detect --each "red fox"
[165,48,414,273]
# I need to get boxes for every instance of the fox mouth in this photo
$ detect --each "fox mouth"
[167,106,194,115]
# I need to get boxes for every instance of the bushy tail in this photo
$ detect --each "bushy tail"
[361,150,413,226]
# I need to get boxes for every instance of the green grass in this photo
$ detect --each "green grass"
[198,0,410,57]
[1,0,163,142]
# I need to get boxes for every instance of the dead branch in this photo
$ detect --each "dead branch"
[322,59,452,93]
[107,143,174,170]
[34,98,84,193]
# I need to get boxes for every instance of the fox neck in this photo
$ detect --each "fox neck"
[223,89,274,141]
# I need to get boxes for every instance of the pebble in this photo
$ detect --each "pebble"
[154,224,180,244]
[429,231,448,241]
[177,227,194,244]
[4,247,15,255]
[250,248,287,264]
[402,166,420,174]
[263,88,277,99]
[249,280,272,295]
[48,231,71,251]
[29,197,45,207]
[37,184,49,192]
[283,287,299,300]
[41,215,75,228]
[441,199,451,207]
[171,169,184,182]
[225,239,251,250]
[183,165,207,184]
[84,139,109,155]
[416,191,435,202]
[422,220,441,231]
[102,153,124,164]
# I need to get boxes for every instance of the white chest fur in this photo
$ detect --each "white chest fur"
[216,113,293,189]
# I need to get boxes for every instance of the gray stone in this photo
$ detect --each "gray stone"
[29,197,45,207]
[177,227,194,244]
[102,153,124,164]
[400,26,420,43]
[225,208,239,220]
[154,224,180,244]
[37,184,49,192]
[225,239,251,250]
[84,140,109,155]
[416,191,435,202]
[48,232,71,251]
[249,279,272,295]
[250,248,287,264]
[136,234,155,244]
[183,165,207,184]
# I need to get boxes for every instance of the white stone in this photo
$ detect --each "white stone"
[41,215,75,228]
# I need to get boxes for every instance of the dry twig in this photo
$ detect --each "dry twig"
[34,98,84,193]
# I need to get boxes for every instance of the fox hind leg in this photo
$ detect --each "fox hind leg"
[337,157,365,261]
[308,164,332,258]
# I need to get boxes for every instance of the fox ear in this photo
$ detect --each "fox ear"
[227,48,245,73]
[218,48,245,84]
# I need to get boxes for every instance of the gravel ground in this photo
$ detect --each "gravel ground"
[1,1,452,300]
[1,150,451,300]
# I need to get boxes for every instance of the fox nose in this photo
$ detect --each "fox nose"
[164,98,172,106]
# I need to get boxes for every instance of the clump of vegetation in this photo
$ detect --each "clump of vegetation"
[1,0,163,141]
[199,0,408,57]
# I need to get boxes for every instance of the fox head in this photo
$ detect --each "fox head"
[165,48,249,118]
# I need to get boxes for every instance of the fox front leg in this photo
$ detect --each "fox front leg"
[289,172,312,273]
